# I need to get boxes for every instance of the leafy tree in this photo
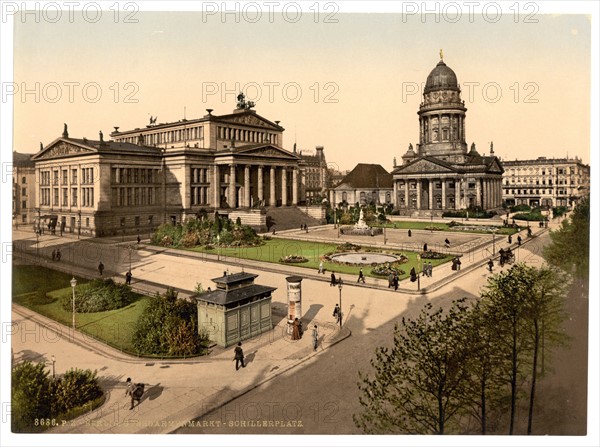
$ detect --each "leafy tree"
[522,265,570,434]
[11,361,51,432]
[480,264,534,435]
[132,288,208,356]
[543,196,589,280]
[461,301,511,434]
[51,368,102,416]
[354,299,472,434]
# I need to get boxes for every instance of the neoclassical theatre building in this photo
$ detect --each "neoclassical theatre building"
[392,55,504,215]
[32,94,309,236]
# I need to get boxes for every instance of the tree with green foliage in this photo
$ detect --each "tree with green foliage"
[50,368,103,417]
[543,196,589,281]
[354,299,472,434]
[460,301,511,434]
[522,265,570,434]
[132,288,208,356]
[12,361,51,432]
[480,264,533,435]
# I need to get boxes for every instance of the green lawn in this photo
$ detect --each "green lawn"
[13,264,150,354]
[187,239,450,281]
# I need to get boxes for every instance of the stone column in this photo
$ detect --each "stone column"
[258,166,264,204]
[244,165,250,208]
[281,167,288,206]
[213,165,220,207]
[454,178,460,209]
[229,165,236,208]
[404,180,409,209]
[416,180,421,210]
[482,179,487,209]
[475,178,481,207]
[292,168,298,205]
[428,180,433,210]
[270,166,276,206]
[441,179,446,209]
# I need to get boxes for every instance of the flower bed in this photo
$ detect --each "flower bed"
[279,254,309,264]
[371,262,407,277]
[420,251,447,259]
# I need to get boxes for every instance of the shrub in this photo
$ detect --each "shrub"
[132,289,209,356]
[279,255,309,263]
[512,212,544,221]
[62,278,135,313]
[510,204,532,213]
[336,242,362,252]
[11,361,51,432]
[371,263,407,277]
[420,251,447,259]
[51,368,102,417]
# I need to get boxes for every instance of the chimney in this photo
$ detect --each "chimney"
[315,145,324,161]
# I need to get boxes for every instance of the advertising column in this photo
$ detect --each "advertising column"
[285,276,303,336]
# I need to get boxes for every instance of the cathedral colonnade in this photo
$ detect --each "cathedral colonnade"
[394,175,503,211]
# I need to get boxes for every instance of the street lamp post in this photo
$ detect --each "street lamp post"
[417,254,421,291]
[383,225,387,245]
[70,277,77,330]
[78,211,81,239]
[337,219,340,238]
[337,279,343,329]
[492,229,496,255]
[51,355,56,378]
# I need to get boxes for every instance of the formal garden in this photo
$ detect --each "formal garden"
[150,214,453,280]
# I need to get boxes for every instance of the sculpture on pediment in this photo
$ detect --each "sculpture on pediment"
[236,92,255,110]
[62,123,69,138]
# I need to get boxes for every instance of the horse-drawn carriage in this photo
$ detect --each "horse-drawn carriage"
[499,248,515,266]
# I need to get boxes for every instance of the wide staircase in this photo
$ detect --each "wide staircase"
[266,206,324,232]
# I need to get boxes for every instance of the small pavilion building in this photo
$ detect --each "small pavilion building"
[195,272,275,347]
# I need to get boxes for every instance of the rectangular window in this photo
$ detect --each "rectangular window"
[72,169,78,184]
[22,176,26,184]
[72,188,78,206]
[62,169,68,185]
[22,200,27,209]
[86,217,90,227]
[22,187,27,196]
[53,188,59,205]
[62,188,68,206]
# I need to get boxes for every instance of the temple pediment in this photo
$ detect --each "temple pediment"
[33,139,95,160]
[395,158,457,175]
[487,158,504,174]
[233,145,298,160]
[218,112,280,130]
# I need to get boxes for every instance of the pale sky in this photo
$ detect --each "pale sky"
[8,3,593,172]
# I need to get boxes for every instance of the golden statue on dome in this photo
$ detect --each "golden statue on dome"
[440,48,444,60]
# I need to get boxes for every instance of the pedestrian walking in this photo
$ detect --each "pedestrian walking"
[330,272,337,286]
[444,238,450,248]
[125,270,132,285]
[318,261,324,274]
[428,262,433,277]
[312,325,318,351]
[333,304,340,323]
[393,273,399,291]
[388,273,394,288]
[517,235,522,246]
[357,268,365,284]
[98,261,104,276]
[487,259,494,272]
[51,249,56,261]
[508,234,513,244]
[409,267,417,282]
[408,229,412,237]
[423,243,428,252]
[298,320,303,338]
[56,248,61,261]
[456,257,462,270]
[234,342,245,370]
[125,377,142,410]
[137,235,141,244]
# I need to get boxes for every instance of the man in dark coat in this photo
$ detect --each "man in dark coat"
[234,342,245,370]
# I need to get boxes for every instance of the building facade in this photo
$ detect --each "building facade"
[329,163,393,207]
[12,152,36,228]
[502,156,590,208]
[31,95,308,236]
[391,56,504,214]
[298,145,329,204]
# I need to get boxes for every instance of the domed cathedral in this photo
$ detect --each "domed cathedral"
[392,52,504,215]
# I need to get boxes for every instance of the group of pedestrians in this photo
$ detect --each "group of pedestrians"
[387,272,399,290]
[422,261,434,277]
